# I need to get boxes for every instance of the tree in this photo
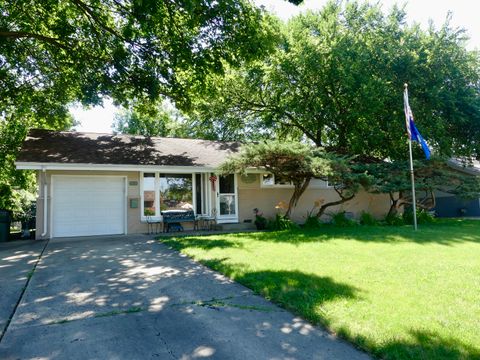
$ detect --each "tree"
[219,140,357,218]
[112,101,188,137]
[362,159,480,216]
[0,0,279,211]
[1,0,279,110]
[194,1,480,160]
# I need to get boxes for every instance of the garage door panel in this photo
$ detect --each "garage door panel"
[52,176,125,237]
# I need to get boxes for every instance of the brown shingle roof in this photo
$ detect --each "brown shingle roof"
[16,129,241,168]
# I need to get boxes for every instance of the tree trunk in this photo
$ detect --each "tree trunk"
[316,189,355,218]
[285,177,311,218]
[387,192,401,217]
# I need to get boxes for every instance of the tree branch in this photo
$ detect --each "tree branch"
[0,31,72,51]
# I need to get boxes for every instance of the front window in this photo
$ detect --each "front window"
[143,173,156,216]
[141,172,208,219]
[160,174,193,212]
[261,173,293,187]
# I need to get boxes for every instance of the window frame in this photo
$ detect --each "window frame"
[260,173,332,189]
[140,171,209,221]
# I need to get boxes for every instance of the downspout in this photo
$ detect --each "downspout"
[41,167,48,237]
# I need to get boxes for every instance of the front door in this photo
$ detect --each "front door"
[217,174,238,223]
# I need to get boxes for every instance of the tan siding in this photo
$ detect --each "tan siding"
[238,175,390,223]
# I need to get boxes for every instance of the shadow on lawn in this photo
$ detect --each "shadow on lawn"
[162,237,243,251]
[203,257,480,360]
[200,258,359,326]
[342,328,480,360]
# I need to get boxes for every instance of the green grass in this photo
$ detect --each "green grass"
[161,220,480,360]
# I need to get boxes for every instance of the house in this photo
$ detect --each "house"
[434,159,480,217]
[15,129,391,239]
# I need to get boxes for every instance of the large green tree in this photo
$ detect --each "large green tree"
[193,1,480,159]
[112,101,189,137]
[0,0,280,212]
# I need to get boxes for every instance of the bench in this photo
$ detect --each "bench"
[161,210,196,232]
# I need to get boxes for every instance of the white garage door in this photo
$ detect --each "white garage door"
[52,176,126,237]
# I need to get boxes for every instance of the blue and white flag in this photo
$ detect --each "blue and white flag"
[403,87,431,159]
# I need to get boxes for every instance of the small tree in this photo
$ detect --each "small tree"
[315,159,371,218]
[363,159,480,216]
[220,140,351,218]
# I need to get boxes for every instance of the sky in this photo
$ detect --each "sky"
[72,0,480,134]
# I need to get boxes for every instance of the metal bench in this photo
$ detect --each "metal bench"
[161,210,196,232]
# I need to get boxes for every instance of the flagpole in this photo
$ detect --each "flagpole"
[404,84,418,231]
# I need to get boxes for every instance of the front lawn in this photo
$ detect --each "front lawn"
[161,220,480,360]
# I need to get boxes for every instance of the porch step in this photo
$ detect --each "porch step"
[214,222,256,231]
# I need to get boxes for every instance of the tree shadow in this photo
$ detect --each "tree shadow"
[161,236,244,251]
[198,258,359,326]
[342,328,480,360]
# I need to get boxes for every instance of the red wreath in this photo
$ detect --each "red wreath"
[209,175,217,191]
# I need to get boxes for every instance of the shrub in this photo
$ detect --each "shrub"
[360,211,378,226]
[303,215,322,229]
[403,208,435,225]
[254,214,268,230]
[267,214,298,230]
[384,213,405,226]
[331,211,356,227]
[253,208,268,230]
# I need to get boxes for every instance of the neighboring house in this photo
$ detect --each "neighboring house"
[16,129,390,239]
[434,159,480,218]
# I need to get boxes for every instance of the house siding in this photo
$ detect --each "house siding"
[237,174,390,223]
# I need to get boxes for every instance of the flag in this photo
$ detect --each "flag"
[403,87,431,159]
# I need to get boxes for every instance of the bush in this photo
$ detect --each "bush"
[254,214,268,230]
[403,209,435,225]
[359,211,378,226]
[267,214,298,230]
[331,211,356,227]
[384,213,405,226]
[303,215,322,229]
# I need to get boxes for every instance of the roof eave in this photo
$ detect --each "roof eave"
[14,162,218,173]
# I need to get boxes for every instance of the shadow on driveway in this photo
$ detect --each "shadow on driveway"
[0,235,370,360]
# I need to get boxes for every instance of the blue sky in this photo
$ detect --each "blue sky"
[72,0,480,134]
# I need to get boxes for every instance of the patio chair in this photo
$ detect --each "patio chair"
[203,208,217,231]
[146,216,162,234]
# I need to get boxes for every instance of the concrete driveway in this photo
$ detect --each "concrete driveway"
[0,239,46,336]
[0,235,369,360]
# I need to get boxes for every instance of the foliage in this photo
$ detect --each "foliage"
[359,211,378,226]
[384,213,405,226]
[0,118,48,214]
[162,220,480,360]
[0,0,280,209]
[363,158,480,216]
[267,214,298,231]
[303,215,322,229]
[112,101,188,137]
[330,211,356,227]
[1,0,278,111]
[253,208,267,230]
[194,1,480,160]
[220,140,338,217]
[402,209,436,225]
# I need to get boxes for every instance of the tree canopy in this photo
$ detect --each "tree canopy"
[193,1,480,160]
[0,0,279,213]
